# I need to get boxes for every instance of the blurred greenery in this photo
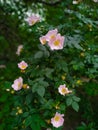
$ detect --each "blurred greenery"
[0,0,98,130]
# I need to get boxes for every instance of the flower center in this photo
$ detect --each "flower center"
[21,64,26,69]
[61,88,67,94]
[51,35,55,39]
[18,82,21,88]
[54,115,60,121]
[42,39,46,45]
[54,40,60,46]
[32,20,35,25]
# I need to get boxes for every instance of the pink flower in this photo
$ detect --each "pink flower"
[45,29,58,41]
[12,77,23,91]
[58,84,72,96]
[39,29,65,50]
[18,61,28,70]
[16,45,23,56]
[51,112,64,128]
[39,36,47,45]
[48,34,65,50]
[26,15,40,26]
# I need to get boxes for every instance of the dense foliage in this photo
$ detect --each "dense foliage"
[0,0,98,130]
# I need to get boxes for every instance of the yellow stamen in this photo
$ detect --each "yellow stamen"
[42,39,46,45]
[54,115,60,121]
[51,35,55,39]
[32,20,35,25]
[18,82,22,88]
[61,88,67,94]
[21,65,26,69]
[54,40,60,46]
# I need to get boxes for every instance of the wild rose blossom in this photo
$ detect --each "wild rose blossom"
[51,112,64,128]
[18,61,28,70]
[12,77,23,91]
[58,84,72,96]
[16,45,23,56]
[26,15,40,26]
[40,29,58,45]
[39,29,65,50]
[45,29,58,41]
[48,33,65,50]
[39,36,47,45]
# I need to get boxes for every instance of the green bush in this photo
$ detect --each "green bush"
[0,0,98,130]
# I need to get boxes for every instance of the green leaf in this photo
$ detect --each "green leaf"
[38,44,46,51]
[65,35,83,50]
[44,68,54,78]
[30,114,45,130]
[42,99,54,109]
[44,50,50,57]
[4,81,12,89]
[37,86,45,97]
[72,96,80,102]
[72,101,79,112]
[40,119,46,127]
[34,51,43,59]
[30,122,40,130]
[30,122,37,130]
[39,80,49,87]
[30,109,37,114]
[0,124,4,130]
[28,79,34,86]
[53,127,63,130]
[23,112,29,118]
[60,103,66,111]
[0,93,9,102]
[73,65,78,70]
[26,93,33,104]
[25,116,32,127]
[32,83,38,93]
[66,97,72,106]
